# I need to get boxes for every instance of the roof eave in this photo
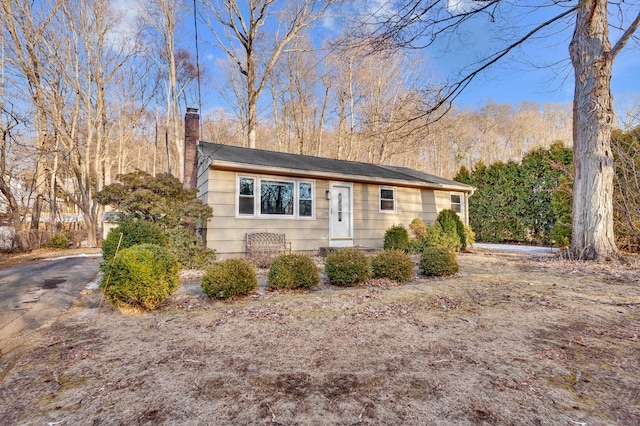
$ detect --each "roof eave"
[209,160,473,193]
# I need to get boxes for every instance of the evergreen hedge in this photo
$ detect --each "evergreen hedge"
[455,142,573,245]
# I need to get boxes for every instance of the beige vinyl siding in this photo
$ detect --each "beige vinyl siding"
[352,184,440,248]
[203,168,466,255]
[433,190,467,225]
[204,169,331,255]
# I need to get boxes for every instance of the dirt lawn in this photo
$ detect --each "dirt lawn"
[0,250,639,425]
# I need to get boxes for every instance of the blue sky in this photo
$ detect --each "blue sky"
[423,1,640,109]
[191,1,639,115]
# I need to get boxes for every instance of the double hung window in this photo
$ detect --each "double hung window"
[380,187,396,213]
[450,193,462,213]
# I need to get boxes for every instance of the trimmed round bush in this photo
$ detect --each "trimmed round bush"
[102,220,167,263]
[201,258,257,299]
[324,248,371,286]
[383,224,409,251]
[267,253,319,290]
[101,244,179,312]
[436,209,466,251]
[371,249,414,282]
[419,247,459,277]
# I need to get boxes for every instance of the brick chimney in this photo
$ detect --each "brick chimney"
[183,107,199,190]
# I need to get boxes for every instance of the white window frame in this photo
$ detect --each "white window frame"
[298,181,314,218]
[450,192,463,214]
[237,176,257,217]
[236,174,315,219]
[379,186,397,213]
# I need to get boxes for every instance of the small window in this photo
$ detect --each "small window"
[239,177,255,215]
[380,187,396,213]
[450,193,462,213]
[299,182,313,217]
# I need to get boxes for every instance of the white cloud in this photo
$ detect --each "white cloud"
[446,0,482,15]
[107,0,142,51]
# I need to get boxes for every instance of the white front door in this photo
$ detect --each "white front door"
[329,183,353,247]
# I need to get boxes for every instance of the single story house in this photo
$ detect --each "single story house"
[183,108,474,256]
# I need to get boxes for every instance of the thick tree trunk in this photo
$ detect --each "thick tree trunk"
[569,0,618,260]
[84,213,98,247]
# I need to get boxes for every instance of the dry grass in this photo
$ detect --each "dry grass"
[1,250,639,425]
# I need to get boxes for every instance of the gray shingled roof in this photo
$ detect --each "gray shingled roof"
[199,141,473,192]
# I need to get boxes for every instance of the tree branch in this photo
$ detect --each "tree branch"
[411,3,580,124]
[610,10,640,59]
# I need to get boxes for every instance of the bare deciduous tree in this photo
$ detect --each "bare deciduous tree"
[138,0,198,181]
[367,0,640,260]
[201,0,337,149]
[46,0,139,246]
[269,34,330,155]
[0,0,61,232]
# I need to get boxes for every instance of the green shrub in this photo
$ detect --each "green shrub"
[371,249,414,282]
[164,227,216,269]
[419,247,459,277]
[407,222,460,253]
[101,244,179,312]
[383,224,409,251]
[47,229,73,249]
[324,248,371,286]
[102,220,167,264]
[267,253,319,290]
[464,225,476,247]
[436,209,466,250]
[406,238,426,254]
[409,218,427,239]
[201,258,257,299]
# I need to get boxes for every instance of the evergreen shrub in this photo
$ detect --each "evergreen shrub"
[464,225,476,247]
[419,247,459,277]
[371,249,414,282]
[267,253,319,290]
[48,229,73,249]
[102,220,167,263]
[101,244,179,312]
[409,218,427,239]
[383,224,409,251]
[436,209,466,250]
[407,222,460,253]
[324,248,370,286]
[164,227,216,269]
[201,258,257,299]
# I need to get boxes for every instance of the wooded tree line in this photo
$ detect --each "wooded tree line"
[456,127,640,253]
[0,0,576,249]
[1,0,639,261]
[0,0,198,248]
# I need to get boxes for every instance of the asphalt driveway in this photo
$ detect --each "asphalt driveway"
[0,254,100,378]
[472,243,558,254]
